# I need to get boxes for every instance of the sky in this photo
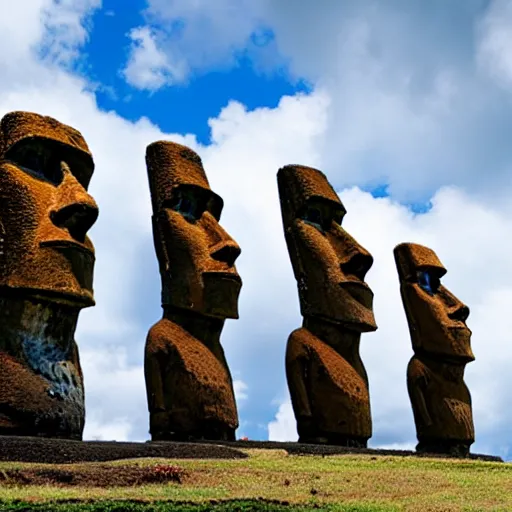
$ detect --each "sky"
[2,0,512,459]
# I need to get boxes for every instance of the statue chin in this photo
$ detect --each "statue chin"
[1,277,95,310]
[1,244,95,309]
[24,288,94,309]
[303,298,377,333]
[201,272,241,319]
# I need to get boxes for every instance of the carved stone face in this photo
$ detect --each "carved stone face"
[277,165,377,332]
[0,111,98,307]
[146,141,242,319]
[394,243,474,362]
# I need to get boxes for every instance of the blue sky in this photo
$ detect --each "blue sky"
[2,0,512,459]
[82,1,310,145]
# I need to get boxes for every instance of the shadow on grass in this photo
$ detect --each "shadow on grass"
[0,500,395,512]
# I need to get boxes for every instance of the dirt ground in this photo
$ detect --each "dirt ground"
[0,463,190,487]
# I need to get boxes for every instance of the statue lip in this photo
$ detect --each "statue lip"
[203,271,242,285]
[339,280,374,307]
[447,324,472,337]
[417,349,475,364]
[40,240,94,258]
[448,323,470,329]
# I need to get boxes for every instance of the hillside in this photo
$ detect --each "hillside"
[0,438,510,511]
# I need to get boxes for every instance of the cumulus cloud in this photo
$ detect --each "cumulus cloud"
[84,419,133,442]
[477,0,512,90]
[268,403,297,443]
[124,1,512,202]
[40,0,103,66]
[123,26,188,91]
[263,1,512,202]
[121,0,266,88]
[0,0,48,62]
[234,379,249,403]
[80,345,147,442]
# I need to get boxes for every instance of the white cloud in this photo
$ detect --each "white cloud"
[268,402,297,442]
[376,442,416,451]
[80,346,148,442]
[0,0,101,87]
[125,1,512,201]
[121,0,265,88]
[234,379,249,403]
[262,1,512,202]
[123,26,188,91]
[477,0,512,90]
[84,418,132,442]
[0,0,49,63]
[40,0,103,66]
[84,418,133,442]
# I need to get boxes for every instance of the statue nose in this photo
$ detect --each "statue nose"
[448,304,469,323]
[340,252,374,281]
[50,202,99,243]
[210,241,241,267]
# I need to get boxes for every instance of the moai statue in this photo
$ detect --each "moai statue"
[394,243,475,456]
[145,141,242,442]
[0,111,98,439]
[277,165,378,447]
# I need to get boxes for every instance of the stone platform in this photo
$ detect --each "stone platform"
[0,436,503,464]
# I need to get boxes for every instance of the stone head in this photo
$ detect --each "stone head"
[277,165,376,332]
[146,141,242,319]
[0,111,98,308]
[394,242,473,362]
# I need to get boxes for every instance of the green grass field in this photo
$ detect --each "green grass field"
[1,449,510,511]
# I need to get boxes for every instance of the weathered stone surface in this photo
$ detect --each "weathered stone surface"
[145,141,242,441]
[277,165,378,447]
[0,111,98,439]
[394,242,475,457]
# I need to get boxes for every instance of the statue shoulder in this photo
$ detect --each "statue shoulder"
[145,318,193,354]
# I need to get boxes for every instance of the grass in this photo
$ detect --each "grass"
[0,501,393,511]
[0,449,511,511]
[0,501,392,511]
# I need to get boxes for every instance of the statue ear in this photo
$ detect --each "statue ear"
[152,213,172,280]
[152,213,174,305]
[285,225,312,315]
[285,225,306,283]
[400,283,421,348]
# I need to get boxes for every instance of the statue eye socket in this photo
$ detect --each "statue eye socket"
[21,148,43,172]
[9,142,63,185]
[301,207,324,230]
[177,196,193,213]
[417,271,440,294]
[171,191,202,221]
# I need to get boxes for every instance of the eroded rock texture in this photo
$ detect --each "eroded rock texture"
[394,243,475,457]
[278,165,378,447]
[145,141,242,441]
[0,111,98,439]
